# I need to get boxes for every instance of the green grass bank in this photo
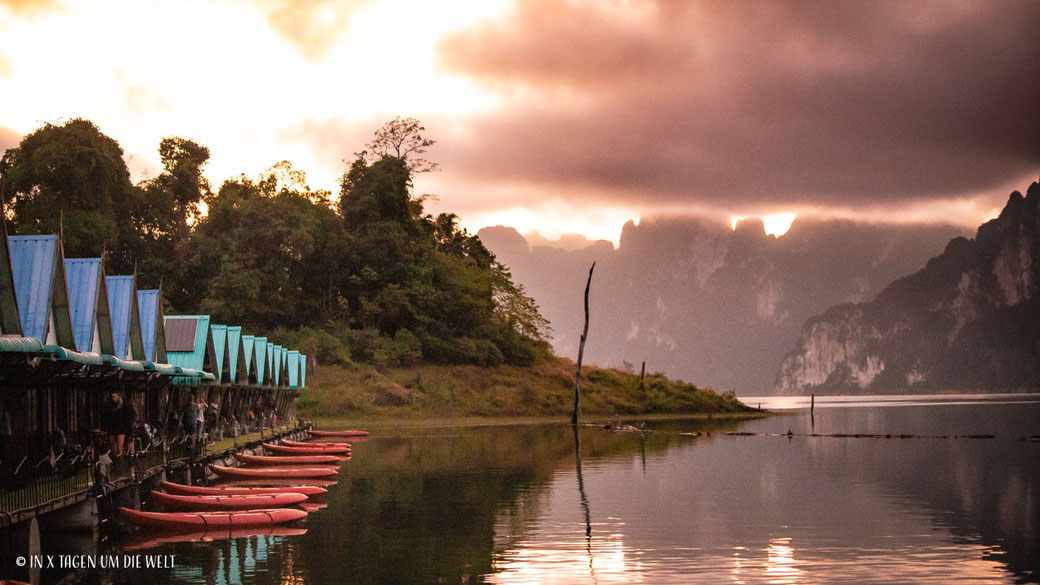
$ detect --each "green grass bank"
[295,356,756,420]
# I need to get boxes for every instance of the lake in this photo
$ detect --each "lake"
[89,394,1039,584]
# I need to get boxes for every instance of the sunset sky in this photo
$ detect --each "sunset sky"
[1,0,1037,243]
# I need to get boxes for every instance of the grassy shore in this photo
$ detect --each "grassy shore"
[295,356,757,421]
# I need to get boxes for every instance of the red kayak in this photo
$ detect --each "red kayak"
[124,526,307,550]
[151,490,307,511]
[161,481,327,497]
[310,429,369,437]
[211,464,338,479]
[283,439,352,449]
[216,478,338,488]
[235,452,345,466]
[263,443,350,455]
[121,507,307,531]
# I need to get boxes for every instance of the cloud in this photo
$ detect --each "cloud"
[438,1,1040,212]
[0,0,61,16]
[0,126,22,153]
[252,0,371,61]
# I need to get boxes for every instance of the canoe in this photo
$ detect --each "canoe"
[263,443,350,455]
[282,439,352,449]
[235,452,344,466]
[211,464,338,479]
[161,481,327,497]
[120,507,307,531]
[151,490,307,511]
[216,478,338,488]
[310,429,369,437]
[298,502,328,512]
[124,526,307,550]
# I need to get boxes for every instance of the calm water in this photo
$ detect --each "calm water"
[44,395,1040,583]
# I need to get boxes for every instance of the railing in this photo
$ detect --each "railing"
[0,449,94,514]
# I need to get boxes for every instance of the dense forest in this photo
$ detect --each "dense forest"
[0,118,552,368]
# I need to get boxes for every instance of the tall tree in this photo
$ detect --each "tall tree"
[360,116,438,173]
[0,119,135,259]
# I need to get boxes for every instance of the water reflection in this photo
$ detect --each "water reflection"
[76,398,1040,584]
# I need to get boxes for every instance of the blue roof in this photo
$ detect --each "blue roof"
[64,258,103,352]
[280,346,289,385]
[287,350,300,388]
[211,324,227,382]
[253,336,267,385]
[9,235,62,342]
[299,353,306,388]
[107,275,143,359]
[137,289,165,362]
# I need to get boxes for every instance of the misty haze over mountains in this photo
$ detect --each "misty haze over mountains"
[479,217,966,395]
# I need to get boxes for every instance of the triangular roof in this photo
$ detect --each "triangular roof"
[9,235,74,346]
[137,289,167,363]
[64,258,115,354]
[164,315,215,374]
[107,275,145,360]
[253,336,268,385]
[299,353,307,388]
[286,350,300,388]
[280,346,289,387]
[227,326,248,384]
[270,343,282,386]
[0,222,23,335]
[210,324,229,383]
[241,334,256,384]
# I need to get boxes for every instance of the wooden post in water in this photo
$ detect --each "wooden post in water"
[811,393,815,414]
[572,262,596,425]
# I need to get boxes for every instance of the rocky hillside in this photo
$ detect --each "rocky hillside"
[775,182,1040,394]
[480,217,963,393]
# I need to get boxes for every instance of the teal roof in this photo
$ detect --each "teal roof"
[41,345,104,366]
[0,336,44,352]
[241,334,255,382]
[253,336,267,385]
[227,326,246,383]
[271,344,282,386]
[286,350,300,388]
[280,347,289,386]
[299,353,306,388]
[210,324,228,382]
[165,316,212,370]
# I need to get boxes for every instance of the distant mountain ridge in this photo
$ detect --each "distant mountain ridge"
[479,216,965,394]
[775,182,1040,394]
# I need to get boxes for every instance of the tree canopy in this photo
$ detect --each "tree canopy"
[0,118,551,367]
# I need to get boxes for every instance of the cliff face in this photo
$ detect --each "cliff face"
[775,182,1040,394]
[479,216,963,393]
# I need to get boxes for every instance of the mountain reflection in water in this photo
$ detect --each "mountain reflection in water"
[97,395,1037,584]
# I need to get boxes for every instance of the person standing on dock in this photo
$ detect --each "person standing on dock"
[101,392,135,457]
[182,392,200,440]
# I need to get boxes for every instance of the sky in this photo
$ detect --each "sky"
[1,0,1037,243]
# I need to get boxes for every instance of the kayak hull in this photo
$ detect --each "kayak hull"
[151,490,307,511]
[282,439,352,448]
[211,464,338,479]
[263,443,350,455]
[310,429,369,437]
[161,481,327,497]
[120,507,307,531]
[235,452,344,466]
